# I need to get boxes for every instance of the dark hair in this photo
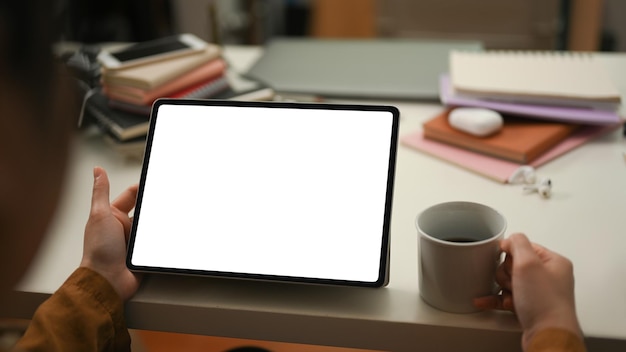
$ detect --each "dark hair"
[0,0,80,140]
[0,1,61,110]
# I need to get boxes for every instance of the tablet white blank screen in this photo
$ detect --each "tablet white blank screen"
[129,102,396,284]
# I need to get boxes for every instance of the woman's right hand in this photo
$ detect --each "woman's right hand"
[474,233,583,350]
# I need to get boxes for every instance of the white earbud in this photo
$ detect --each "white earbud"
[523,177,552,198]
[508,166,537,184]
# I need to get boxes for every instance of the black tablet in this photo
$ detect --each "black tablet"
[126,99,399,287]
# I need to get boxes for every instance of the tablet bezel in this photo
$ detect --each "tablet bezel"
[126,99,399,288]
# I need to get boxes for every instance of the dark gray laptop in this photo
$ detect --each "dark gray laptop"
[246,38,482,100]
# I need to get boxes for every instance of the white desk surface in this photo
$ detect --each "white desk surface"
[4,46,626,352]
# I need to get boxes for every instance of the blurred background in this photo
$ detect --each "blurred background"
[60,0,620,51]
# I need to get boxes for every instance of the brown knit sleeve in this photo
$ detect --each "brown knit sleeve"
[13,267,131,352]
[527,328,586,352]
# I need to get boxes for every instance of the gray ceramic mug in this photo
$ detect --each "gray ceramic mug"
[416,201,506,313]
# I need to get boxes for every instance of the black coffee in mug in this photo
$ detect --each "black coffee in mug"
[445,237,476,243]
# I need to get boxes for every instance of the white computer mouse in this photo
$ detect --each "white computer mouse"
[448,108,503,137]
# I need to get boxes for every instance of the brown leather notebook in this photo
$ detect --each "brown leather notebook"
[422,109,579,163]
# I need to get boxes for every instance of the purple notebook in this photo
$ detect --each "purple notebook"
[440,75,622,125]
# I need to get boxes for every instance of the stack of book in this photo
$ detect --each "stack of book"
[440,51,623,125]
[82,39,275,160]
[402,50,624,183]
[101,42,228,115]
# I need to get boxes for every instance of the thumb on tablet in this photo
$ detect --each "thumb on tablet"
[90,166,111,217]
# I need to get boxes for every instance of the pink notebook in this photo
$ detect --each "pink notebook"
[401,123,620,183]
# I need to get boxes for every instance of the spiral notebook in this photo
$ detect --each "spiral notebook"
[440,75,622,125]
[450,51,622,110]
